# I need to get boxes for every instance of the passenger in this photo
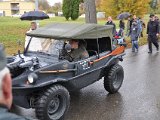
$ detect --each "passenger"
[66,40,89,61]
[0,45,32,120]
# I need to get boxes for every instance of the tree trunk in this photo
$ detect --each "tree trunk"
[84,0,97,24]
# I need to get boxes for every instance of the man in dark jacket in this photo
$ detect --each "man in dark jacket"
[105,16,116,36]
[147,14,159,53]
[0,45,31,120]
[62,40,89,62]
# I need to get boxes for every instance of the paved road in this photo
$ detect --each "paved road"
[11,45,160,120]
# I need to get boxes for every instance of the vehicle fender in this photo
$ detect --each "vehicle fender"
[13,78,67,90]
[35,78,67,87]
[103,53,125,68]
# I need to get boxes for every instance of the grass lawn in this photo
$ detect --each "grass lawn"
[0,16,151,55]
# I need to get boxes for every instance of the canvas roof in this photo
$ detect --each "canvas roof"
[26,23,113,40]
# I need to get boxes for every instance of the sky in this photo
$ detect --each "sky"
[47,0,62,6]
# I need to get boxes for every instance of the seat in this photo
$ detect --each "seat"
[88,50,98,56]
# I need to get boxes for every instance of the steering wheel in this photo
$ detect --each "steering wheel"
[59,49,74,62]
[88,50,98,57]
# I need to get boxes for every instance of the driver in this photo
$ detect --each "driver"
[65,40,89,61]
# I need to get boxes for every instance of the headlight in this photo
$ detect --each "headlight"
[27,73,38,84]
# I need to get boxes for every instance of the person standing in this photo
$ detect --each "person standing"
[25,22,44,52]
[155,15,160,34]
[129,15,142,37]
[139,17,146,37]
[119,19,125,30]
[147,14,159,53]
[130,21,140,52]
[126,17,131,36]
[118,19,125,36]
[130,15,137,30]
[0,45,32,120]
[105,16,116,36]
[25,22,37,48]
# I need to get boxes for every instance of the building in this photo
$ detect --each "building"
[0,0,35,16]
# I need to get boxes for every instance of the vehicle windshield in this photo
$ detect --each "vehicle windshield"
[26,37,64,56]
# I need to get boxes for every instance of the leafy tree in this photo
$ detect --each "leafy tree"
[150,0,158,8]
[71,0,80,20]
[79,3,85,15]
[148,0,160,13]
[63,0,80,20]
[38,0,50,11]
[101,0,150,18]
[62,0,71,20]
[47,3,62,15]
[95,0,102,12]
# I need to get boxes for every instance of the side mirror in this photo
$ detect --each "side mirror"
[65,43,72,52]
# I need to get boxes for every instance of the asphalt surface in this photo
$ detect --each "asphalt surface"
[11,45,160,120]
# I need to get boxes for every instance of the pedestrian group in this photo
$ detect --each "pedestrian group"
[105,14,160,53]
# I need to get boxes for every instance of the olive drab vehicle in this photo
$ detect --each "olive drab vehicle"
[7,23,126,120]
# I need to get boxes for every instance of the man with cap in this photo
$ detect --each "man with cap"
[0,44,32,120]
[147,14,159,53]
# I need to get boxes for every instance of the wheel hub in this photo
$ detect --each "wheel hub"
[48,96,60,114]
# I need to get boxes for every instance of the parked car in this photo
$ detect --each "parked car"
[11,13,22,17]
[7,23,126,120]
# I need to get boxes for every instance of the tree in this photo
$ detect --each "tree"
[38,0,50,11]
[62,0,71,20]
[95,0,102,12]
[149,0,160,13]
[79,3,85,15]
[84,0,97,23]
[47,3,62,14]
[62,0,80,20]
[150,0,158,8]
[79,0,102,15]
[71,0,80,20]
[101,0,150,18]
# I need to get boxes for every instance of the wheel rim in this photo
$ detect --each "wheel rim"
[113,70,123,89]
[48,96,60,114]
[47,94,66,119]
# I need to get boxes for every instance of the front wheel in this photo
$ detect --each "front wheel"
[104,64,124,94]
[35,85,70,120]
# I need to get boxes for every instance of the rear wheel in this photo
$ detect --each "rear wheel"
[35,85,70,120]
[104,64,124,94]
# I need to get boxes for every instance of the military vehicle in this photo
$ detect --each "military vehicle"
[7,23,126,120]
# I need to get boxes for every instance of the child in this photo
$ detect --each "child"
[130,21,140,52]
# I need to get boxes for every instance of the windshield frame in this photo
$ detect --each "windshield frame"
[24,36,33,54]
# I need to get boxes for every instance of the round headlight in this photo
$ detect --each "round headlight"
[28,75,34,84]
[27,73,38,84]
